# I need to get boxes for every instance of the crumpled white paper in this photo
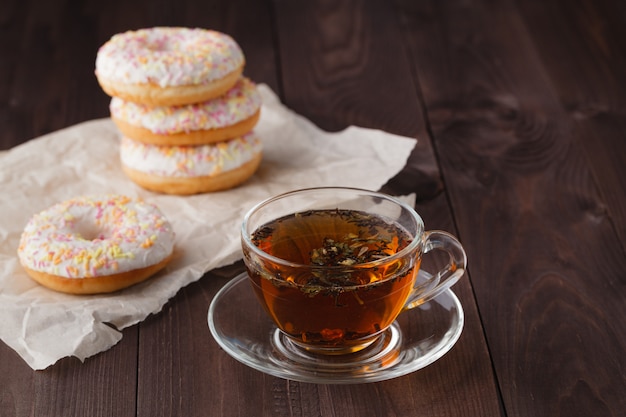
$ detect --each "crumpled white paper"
[0,84,417,370]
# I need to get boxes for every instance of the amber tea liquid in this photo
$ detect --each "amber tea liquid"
[245,209,420,353]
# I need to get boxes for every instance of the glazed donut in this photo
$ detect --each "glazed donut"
[120,134,262,195]
[110,77,261,146]
[95,27,245,106]
[17,195,175,294]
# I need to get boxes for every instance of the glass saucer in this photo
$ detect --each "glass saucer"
[208,272,464,384]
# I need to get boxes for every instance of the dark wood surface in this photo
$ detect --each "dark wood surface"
[1,1,624,416]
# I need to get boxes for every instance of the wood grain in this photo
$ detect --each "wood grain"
[516,0,626,252]
[2,0,624,416]
[396,0,626,415]
[0,0,109,149]
[0,327,138,417]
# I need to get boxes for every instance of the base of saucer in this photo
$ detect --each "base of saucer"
[208,272,464,384]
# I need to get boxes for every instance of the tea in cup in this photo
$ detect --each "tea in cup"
[241,187,466,355]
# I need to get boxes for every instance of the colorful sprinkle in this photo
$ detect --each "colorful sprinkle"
[95,27,244,87]
[17,195,175,278]
[120,133,262,178]
[110,77,261,134]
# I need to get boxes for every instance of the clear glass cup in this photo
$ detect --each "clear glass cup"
[241,187,466,356]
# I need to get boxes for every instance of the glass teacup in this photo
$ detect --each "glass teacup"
[241,187,466,355]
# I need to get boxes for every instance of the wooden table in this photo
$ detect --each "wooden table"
[1,1,625,416]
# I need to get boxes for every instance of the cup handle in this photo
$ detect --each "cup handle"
[404,230,467,310]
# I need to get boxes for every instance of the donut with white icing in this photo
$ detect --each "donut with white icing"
[95,27,245,106]
[110,77,261,146]
[120,133,262,195]
[17,195,175,294]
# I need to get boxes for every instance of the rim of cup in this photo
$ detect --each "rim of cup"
[241,186,425,273]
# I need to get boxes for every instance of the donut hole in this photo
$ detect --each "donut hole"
[145,38,176,53]
[73,218,108,241]
[147,42,168,52]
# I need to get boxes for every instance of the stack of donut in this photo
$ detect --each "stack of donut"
[95,27,263,195]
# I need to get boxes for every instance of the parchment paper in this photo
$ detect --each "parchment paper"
[0,85,416,370]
